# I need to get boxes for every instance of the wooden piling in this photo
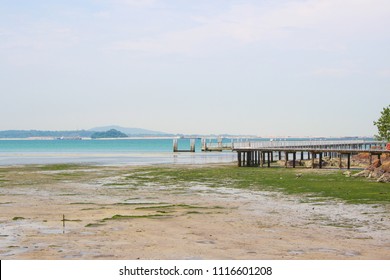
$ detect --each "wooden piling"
[293,152,296,168]
[339,153,342,169]
[285,152,289,168]
[311,152,315,169]
[267,152,271,167]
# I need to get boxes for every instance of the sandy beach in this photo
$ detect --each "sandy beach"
[0,163,389,260]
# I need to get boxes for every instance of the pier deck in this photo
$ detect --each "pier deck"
[233,140,389,169]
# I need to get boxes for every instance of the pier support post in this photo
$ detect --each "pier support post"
[190,139,195,152]
[319,152,323,169]
[285,152,289,168]
[293,152,296,168]
[347,153,351,169]
[238,152,242,167]
[339,153,342,169]
[311,152,315,169]
[267,152,271,167]
[278,151,281,160]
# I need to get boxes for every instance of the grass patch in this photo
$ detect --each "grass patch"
[12,216,25,221]
[134,204,207,210]
[70,202,97,205]
[39,164,89,171]
[126,166,390,204]
[85,223,105,228]
[102,214,172,221]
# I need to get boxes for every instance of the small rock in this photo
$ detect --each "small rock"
[377,173,390,183]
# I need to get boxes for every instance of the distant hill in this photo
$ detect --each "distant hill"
[0,126,169,138]
[0,130,94,138]
[91,129,128,139]
[89,125,168,136]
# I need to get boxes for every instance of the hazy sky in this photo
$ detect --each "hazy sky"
[1,0,389,136]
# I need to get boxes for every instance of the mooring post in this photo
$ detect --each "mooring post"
[190,139,196,152]
[62,214,65,234]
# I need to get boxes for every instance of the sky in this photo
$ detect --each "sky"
[0,0,389,136]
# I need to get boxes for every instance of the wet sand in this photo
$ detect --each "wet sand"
[0,164,389,259]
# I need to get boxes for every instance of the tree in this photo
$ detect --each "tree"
[373,105,390,142]
[91,129,128,139]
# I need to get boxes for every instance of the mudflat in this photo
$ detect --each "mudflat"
[0,164,389,259]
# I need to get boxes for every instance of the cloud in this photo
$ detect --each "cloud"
[109,0,390,55]
[0,23,78,51]
[378,69,390,77]
[112,0,157,8]
[312,67,349,77]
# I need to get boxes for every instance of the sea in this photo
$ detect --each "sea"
[0,138,236,166]
[0,137,374,166]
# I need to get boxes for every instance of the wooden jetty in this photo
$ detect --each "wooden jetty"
[173,138,196,152]
[233,140,390,169]
[201,137,233,152]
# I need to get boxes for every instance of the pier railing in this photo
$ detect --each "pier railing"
[232,140,386,151]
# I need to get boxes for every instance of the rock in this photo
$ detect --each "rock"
[371,168,385,179]
[377,173,390,183]
[343,171,351,177]
[381,161,390,173]
[367,159,382,171]
[352,170,371,177]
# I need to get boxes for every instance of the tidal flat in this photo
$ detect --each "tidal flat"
[0,163,389,259]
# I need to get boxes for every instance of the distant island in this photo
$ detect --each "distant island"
[0,125,171,139]
[91,129,128,139]
[89,125,166,136]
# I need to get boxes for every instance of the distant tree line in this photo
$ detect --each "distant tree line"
[0,130,94,138]
[90,129,128,139]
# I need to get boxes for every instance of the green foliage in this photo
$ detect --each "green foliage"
[125,166,390,204]
[373,105,390,142]
[91,129,128,139]
[0,130,93,138]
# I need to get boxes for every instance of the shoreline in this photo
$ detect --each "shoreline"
[0,163,389,259]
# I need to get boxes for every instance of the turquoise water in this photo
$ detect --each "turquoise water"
[0,139,236,165]
[0,139,178,153]
[0,137,374,166]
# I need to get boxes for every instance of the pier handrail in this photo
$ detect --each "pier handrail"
[232,140,386,150]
